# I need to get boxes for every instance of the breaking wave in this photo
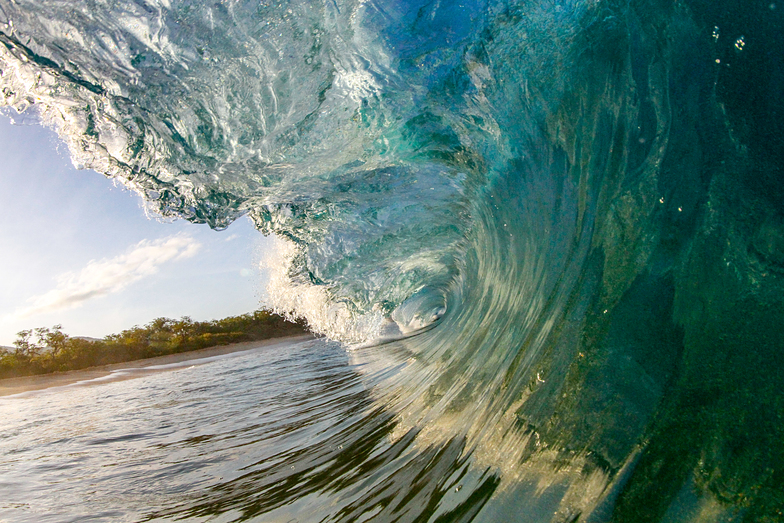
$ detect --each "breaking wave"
[2,0,783,520]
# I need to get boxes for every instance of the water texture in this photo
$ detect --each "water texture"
[1,0,783,520]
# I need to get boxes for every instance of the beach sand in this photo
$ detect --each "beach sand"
[0,334,315,397]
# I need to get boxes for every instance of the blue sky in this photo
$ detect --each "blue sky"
[0,113,274,346]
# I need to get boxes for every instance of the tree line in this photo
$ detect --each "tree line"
[0,310,308,379]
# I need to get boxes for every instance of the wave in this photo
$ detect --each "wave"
[2,0,783,520]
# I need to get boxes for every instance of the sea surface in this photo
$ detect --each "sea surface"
[0,337,369,522]
[1,0,783,521]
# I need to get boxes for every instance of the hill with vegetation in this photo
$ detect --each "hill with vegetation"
[0,310,308,379]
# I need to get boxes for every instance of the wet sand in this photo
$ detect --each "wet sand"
[0,334,315,397]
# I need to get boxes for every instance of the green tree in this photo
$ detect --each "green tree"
[172,316,194,348]
[39,325,69,358]
[13,329,41,359]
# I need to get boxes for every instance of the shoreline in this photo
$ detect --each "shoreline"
[0,334,315,397]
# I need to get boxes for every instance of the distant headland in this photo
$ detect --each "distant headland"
[0,310,309,380]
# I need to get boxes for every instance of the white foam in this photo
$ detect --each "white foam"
[261,236,385,344]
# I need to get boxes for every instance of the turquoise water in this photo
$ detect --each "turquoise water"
[1,0,783,520]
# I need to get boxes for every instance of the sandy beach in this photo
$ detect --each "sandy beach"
[0,334,315,397]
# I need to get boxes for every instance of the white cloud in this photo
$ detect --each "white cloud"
[15,234,201,318]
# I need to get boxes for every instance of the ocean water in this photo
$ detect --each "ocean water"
[1,0,783,521]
